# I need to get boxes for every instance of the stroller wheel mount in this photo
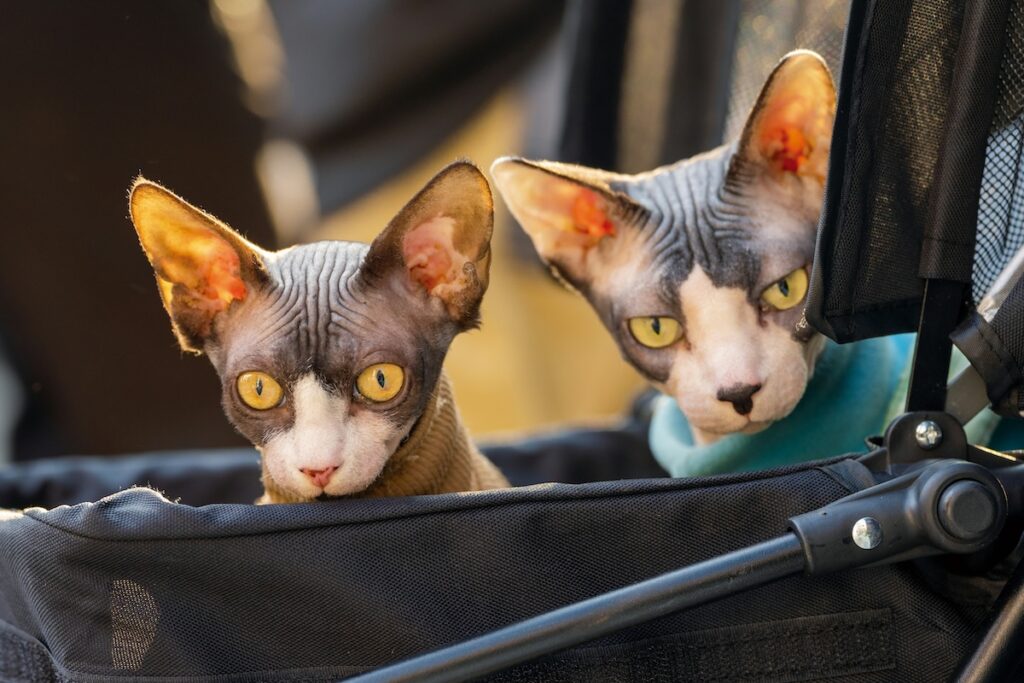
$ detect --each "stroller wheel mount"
[882,410,969,465]
[790,461,1006,575]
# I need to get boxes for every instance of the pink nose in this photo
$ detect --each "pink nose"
[300,466,337,488]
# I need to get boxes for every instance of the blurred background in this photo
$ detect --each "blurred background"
[0,0,848,462]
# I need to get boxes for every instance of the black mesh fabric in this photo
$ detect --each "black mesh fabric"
[938,0,1024,412]
[0,452,988,681]
[810,0,1024,342]
[956,0,1024,411]
[974,0,1024,302]
[808,0,967,341]
[998,274,1024,390]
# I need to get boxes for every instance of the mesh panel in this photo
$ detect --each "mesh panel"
[831,0,961,310]
[809,0,1024,340]
[975,0,1024,302]
[807,0,969,341]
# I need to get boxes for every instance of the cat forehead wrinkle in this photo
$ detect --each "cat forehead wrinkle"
[262,241,375,354]
[618,148,763,292]
[211,240,375,376]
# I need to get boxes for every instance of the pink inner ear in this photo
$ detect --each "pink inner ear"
[402,215,467,295]
[761,123,808,174]
[750,59,834,181]
[201,244,247,305]
[570,188,615,239]
[159,228,247,310]
[754,87,815,172]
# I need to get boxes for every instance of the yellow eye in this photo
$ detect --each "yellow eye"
[237,371,283,410]
[356,363,405,403]
[761,267,809,311]
[628,316,683,349]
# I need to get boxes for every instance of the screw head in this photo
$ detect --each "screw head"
[915,420,943,449]
[852,517,883,549]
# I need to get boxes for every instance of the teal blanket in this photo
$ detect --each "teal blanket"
[649,335,1024,477]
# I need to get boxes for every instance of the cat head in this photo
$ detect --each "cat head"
[129,161,493,499]
[492,51,835,442]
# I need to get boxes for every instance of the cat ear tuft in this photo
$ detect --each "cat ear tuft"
[732,50,836,184]
[129,177,268,353]
[362,161,494,328]
[490,157,640,289]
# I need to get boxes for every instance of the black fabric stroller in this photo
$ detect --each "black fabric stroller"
[7,0,1024,680]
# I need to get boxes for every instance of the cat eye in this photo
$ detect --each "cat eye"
[761,267,808,311]
[628,316,683,349]
[237,371,284,410]
[356,363,405,403]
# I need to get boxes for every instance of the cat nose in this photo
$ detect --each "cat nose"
[716,383,762,416]
[300,466,338,488]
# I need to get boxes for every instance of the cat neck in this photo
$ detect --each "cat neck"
[258,372,506,503]
[691,428,723,447]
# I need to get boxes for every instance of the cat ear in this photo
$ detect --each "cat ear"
[490,157,643,289]
[730,50,836,186]
[361,161,494,329]
[129,178,269,353]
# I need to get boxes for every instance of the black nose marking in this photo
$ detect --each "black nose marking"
[716,383,762,416]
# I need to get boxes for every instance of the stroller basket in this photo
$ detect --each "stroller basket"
[0,451,985,682]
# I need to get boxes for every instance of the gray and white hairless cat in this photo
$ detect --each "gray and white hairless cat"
[492,51,836,446]
[130,162,508,503]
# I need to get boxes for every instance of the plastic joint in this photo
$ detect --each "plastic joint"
[789,461,1006,575]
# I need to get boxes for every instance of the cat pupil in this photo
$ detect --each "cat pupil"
[779,279,790,297]
[376,369,386,388]
[651,317,661,335]
[255,377,263,396]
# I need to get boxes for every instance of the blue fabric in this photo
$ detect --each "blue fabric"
[990,413,1024,451]
[649,335,915,477]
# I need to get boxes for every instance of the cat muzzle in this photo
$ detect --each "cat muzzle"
[300,466,338,488]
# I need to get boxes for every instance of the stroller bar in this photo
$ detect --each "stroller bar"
[345,534,805,683]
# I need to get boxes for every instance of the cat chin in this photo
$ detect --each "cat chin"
[739,420,772,436]
[690,419,772,445]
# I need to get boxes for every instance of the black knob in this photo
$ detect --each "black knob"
[938,480,998,542]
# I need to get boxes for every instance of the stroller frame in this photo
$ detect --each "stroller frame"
[354,433,1024,683]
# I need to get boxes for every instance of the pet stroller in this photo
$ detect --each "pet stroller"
[5,0,1024,680]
